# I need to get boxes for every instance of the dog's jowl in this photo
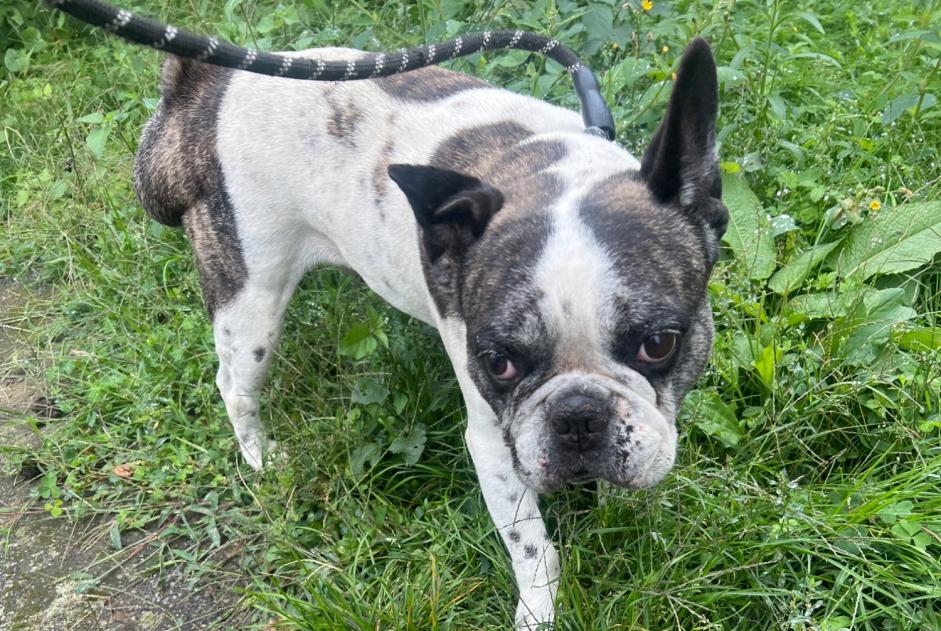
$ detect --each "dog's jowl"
[135,39,727,628]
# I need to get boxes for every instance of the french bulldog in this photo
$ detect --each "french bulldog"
[133,37,727,628]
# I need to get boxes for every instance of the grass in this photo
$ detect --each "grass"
[2,0,941,629]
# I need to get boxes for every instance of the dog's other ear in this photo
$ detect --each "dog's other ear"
[388,164,504,263]
[641,38,727,239]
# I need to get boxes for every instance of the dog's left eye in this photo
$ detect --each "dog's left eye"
[637,332,679,364]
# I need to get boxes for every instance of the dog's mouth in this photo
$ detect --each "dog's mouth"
[567,468,596,486]
[512,455,666,493]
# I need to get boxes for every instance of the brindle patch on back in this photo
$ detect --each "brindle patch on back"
[372,128,396,211]
[375,65,490,102]
[429,123,567,217]
[134,57,247,318]
[325,89,364,148]
[430,121,532,176]
[487,139,566,218]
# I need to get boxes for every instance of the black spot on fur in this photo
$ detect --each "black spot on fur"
[373,136,395,208]
[253,347,266,362]
[509,530,521,543]
[524,544,538,559]
[326,92,364,148]
[375,66,490,102]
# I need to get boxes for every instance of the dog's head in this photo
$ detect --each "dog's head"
[389,39,727,492]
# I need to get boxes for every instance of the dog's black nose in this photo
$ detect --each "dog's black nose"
[549,393,609,452]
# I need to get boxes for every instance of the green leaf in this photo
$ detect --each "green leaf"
[786,291,850,320]
[605,57,648,94]
[85,126,109,159]
[721,173,776,280]
[820,616,852,631]
[836,287,917,364]
[339,322,378,359]
[350,442,381,476]
[49,179,70,200]
[389,424,427,466]
[582,4,614,55]
[830,201,941,281]
[769,214,797,237]
[888,29,941,45]
[351,377,389,406]
[882,94,919,124]
[878,500,914,524]
[752,344,783,388]
[788,52,841,67]
[76,112,105,124]
[393,392,409,415]
[685,390,742,448]
[110,522,122,550]
[767,93,787,120]
[4,48,29,73]
[767,240,841,294]
[892,326,941,352]
[792,11,825,34]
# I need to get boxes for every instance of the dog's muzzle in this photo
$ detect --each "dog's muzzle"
[506,372,677,492]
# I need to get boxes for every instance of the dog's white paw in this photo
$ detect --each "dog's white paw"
[239,437,283,471]
[515,590,555,630]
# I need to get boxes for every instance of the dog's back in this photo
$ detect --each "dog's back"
[132,50,588,320]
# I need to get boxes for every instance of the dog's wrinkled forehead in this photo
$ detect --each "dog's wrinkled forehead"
[463,171,710,361]
[578,173,712,309]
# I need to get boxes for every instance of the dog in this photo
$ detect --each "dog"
[132,37,727,628]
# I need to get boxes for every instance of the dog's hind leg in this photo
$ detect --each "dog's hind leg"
[210,278,298,470]
[182,202,321,470]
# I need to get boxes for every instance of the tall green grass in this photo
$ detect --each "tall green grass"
[2,1,939,629]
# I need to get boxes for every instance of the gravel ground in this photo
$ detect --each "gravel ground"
[0,280,254,631]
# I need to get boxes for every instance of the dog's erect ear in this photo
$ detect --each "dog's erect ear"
[388,164,504,263]
[641,38,727,238]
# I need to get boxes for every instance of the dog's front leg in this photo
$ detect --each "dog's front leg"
[464,392,559,629]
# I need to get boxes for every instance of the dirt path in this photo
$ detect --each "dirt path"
[0,280,253,630]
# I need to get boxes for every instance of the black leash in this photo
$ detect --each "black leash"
[49,0,616,140]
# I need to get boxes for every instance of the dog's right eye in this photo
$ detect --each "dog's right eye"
[484,353,519,381]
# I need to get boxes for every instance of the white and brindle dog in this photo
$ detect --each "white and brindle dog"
[134,38,727,628]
